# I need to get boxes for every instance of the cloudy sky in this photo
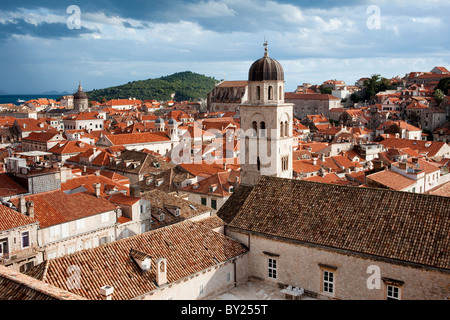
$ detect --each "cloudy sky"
[0,0,449,94]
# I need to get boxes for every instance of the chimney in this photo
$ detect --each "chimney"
[156,258,168,286]
[312,157,318,165]
[18,197,26,214]
[130,184,140,197]
[93,183,101,197]
[100,285,114,300]
[26,200,35,218]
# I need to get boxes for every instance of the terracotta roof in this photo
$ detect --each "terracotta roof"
[23,131,61,142]
[285,93,340,100]
[380,138,449,158]
[217,81,248,87]
[0,204,38,232]
[103,132,170,145]
[10,190,118,228]
[61,174,129,197]
[426,181,450,197]
[48,140,95,155]
[14,119,51,132]
[366,170,416,191]
[0,265,86,300]
[0,173,29,197]
[181,170,240,197]
[220,176,450,270]
[26,220,247,300]
[292,160,321,174]
[140,189,211,229]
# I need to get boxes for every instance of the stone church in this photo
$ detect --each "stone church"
[217,44,450,300]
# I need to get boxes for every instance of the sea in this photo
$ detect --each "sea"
[0,94,62,105]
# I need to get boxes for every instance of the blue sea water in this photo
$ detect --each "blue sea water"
[0,95,62,105]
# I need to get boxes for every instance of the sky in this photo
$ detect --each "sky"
[0,0,449,94]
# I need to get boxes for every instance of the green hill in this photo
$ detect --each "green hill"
[86,71,219,102]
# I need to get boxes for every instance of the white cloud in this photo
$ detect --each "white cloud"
[184,1,237,18]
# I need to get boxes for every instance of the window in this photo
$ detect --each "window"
[268,86,273,100]
[323,270,334,294]
[141,223,146,234]
[21,231,30,248]
[256,86,261,100]
[260,121,266,137]
[284,121,289,137]
[0,238,8,257]
[199,284,205,295]
[66,245,76,254]
[201,197,207,206]
[257,156,261,171]
[140,205,144,214]
[227,272,231,282]
[20,261,34,273]
[268,258,277,279]
[211,199,217,210]
[252,121,258,136]
[280,122,284,137]
[387,285,401,300]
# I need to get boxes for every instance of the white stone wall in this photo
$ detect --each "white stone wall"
[136,254,248,300]
[226,230,449,300]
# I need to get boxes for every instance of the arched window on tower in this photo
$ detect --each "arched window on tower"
[279,86,282,100]
[252,121,258,137]
[256,86,261,100]
[260,121,266,137]
[280,122,284,138]
[284,121,289,137]
[268,86,273,100]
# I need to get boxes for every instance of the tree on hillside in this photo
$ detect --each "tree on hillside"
[362,74,391,101]
[436,77,450,94]
[434,89,445,102]
[319,85,332,94]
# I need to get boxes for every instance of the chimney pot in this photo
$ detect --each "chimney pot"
[100,285,114,300]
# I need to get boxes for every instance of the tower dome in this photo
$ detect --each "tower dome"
[73,82,88,100]
[248,42,284,82]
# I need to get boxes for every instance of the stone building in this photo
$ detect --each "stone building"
[218,176,450,300]
[73,83,88,112]
[0,203,39,272]
[25,220,248,300]
[207,80,249,114]
[239,43,294,186]
[285,92,341,120]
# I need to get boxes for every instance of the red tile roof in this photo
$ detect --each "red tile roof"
[285,92,340,100]
[104,132,170,145]
[0,204,38,232]
[10,190,118,228]
[27,220,247,300]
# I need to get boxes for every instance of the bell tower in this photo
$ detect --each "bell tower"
[240,42,293,186]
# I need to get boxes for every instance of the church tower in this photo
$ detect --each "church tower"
[240,42,293,186]
[73,82,89,112]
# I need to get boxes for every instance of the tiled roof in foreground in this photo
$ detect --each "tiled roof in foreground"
[223,176,450,270]
[0,265,85,300]
[26,220,247,300]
